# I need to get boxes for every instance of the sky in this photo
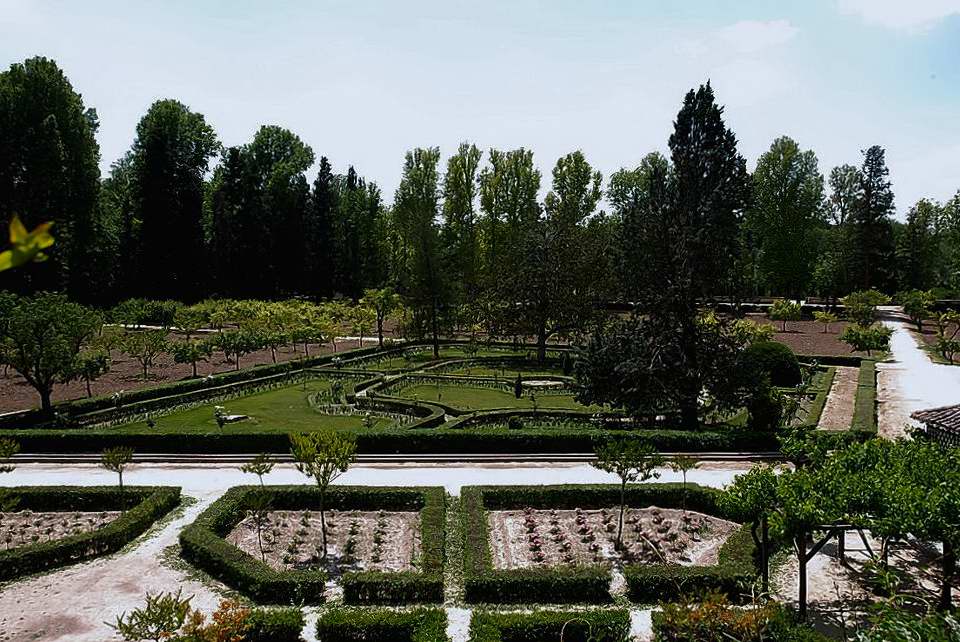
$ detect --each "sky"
[2,0,959,218]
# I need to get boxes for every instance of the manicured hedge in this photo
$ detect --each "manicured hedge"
[469,610,630,642]
[0,486,181,580]
[245,607,305,642]
[180,485,445,605]
[316,607,447,641]
[851,360,877,433]
[462,484,757,605]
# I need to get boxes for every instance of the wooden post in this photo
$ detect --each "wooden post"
[941,539,956,612]
[797,532,808,622]
[761,515,769,594]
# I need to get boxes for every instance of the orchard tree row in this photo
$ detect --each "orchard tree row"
[3,56,960,314]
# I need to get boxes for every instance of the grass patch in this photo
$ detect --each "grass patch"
[398,383,594,412]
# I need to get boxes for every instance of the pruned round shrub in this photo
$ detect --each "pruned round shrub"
[741,341,801,387]
[508,416,525,431]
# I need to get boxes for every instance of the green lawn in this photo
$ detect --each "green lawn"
[350,346,533,371]
[397,383,597,411]
[115,381,393,434]
[443,365,565,378]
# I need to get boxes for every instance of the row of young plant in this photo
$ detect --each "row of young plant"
[899,289,960,363]
[765,291,893,356]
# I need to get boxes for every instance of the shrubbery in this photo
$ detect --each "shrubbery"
[740,341,801,387]
[316,607,447,642]
[653,593,828,641]
[469,609,630,642]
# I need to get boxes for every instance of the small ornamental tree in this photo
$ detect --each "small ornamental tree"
[171,338,215,378]
[349,303,377,348]
[362,288,402,348]
[840,324,892,356]
[812,310,837,334]
[767,299,801,332]
[172,306,207,340]
[101,446,135,510]
[290,431,357,560]
[899,289,934,332]
[217,330,262,371]
[110,589,193,642]
[669,454,700,511]
[514,374,523,399]
[1,292,101,413]
[841,290,890,327]
[239,452,275,487]
[721,465,780,594]
[592,438,665,550]
[121,330,168,381]
[934,311,960,364]
[71,350,110,398]
[245,490,272,564]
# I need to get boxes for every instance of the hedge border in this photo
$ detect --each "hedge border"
[0,485,181,581]
[179,485,445,605]
[315,607,447,642]
[462,484,757,605]
[851,360,877,433]
[468,609,631,642]
[245,607,305,642]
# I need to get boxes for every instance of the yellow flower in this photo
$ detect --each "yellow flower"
[0,215,54,272]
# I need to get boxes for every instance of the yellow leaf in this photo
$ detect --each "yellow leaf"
[0,216,55,272]
[8,215,28,244]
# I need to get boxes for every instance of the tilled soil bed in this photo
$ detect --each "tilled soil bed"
[227,509,420,575]
[487,506,738,569]
[0,510,120,549]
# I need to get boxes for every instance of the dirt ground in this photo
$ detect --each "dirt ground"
[817,366,857,431]
[774,530,958,638]
[227,509,420,575]
[487,507,738,569]
[0,510,119,549]
[744,314,870,358]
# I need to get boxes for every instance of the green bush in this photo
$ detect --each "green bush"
[469,609,631,642]
[0,486,180,580]
[315,607,447,642]
[180,485,445,605]
[245,607,305,642]
[741,341,801,387]
[652,593,830,641]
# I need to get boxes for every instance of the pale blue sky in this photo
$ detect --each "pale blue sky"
[3,0,959,217]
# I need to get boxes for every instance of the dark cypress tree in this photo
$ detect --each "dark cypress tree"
[307,157,337,298]
[850,145,895,291]
[0,57,101,299]
[130,99,219,301]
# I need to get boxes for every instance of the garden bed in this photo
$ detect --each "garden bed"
[0,486,181,581]
[462,483,756,605]
[487,506,738,569]
[180,485,445,605]
[227,509,420,574]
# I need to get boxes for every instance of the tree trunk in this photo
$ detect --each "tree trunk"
[86,379,92,398]
[941,539,955,612]
[235,357,241,371]
[319,490,328,560]
[119,471,125,513]
[617,480,626,550]
[256,523,265,562]
[40,388,53,416]
[431,303,440,359]
[536,323,547,365]
[377,317,384,348]
[192,361,198,378]
[271,347,277,364]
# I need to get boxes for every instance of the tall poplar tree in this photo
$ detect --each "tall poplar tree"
[129,99,219,300]
[441,143,483,307]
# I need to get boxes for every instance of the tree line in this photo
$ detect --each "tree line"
[4,56,960,327]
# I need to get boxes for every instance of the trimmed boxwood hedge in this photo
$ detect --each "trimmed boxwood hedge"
[462,484,757,605]
[180,485,445,605]
[245,607,305,642]
[315,607,447,642]
[468,609,631,642]
[0,485,181,581]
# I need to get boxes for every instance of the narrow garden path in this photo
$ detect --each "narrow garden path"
[878,309,960,439]
[817,366,858,431]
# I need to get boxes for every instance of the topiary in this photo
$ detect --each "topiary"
[741,341,801,387]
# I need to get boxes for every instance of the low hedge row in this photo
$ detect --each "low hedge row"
[315,607,447,642]
[0,422,781,454]
[851,360,878,433]
[0,486,181,581]
[463,484,756,605]
[180,485,445,605]
[468,609,631,642]
[245,607,305,642]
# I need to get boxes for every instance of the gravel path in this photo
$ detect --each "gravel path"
[878,310,960,439]
[817,366,858,431]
